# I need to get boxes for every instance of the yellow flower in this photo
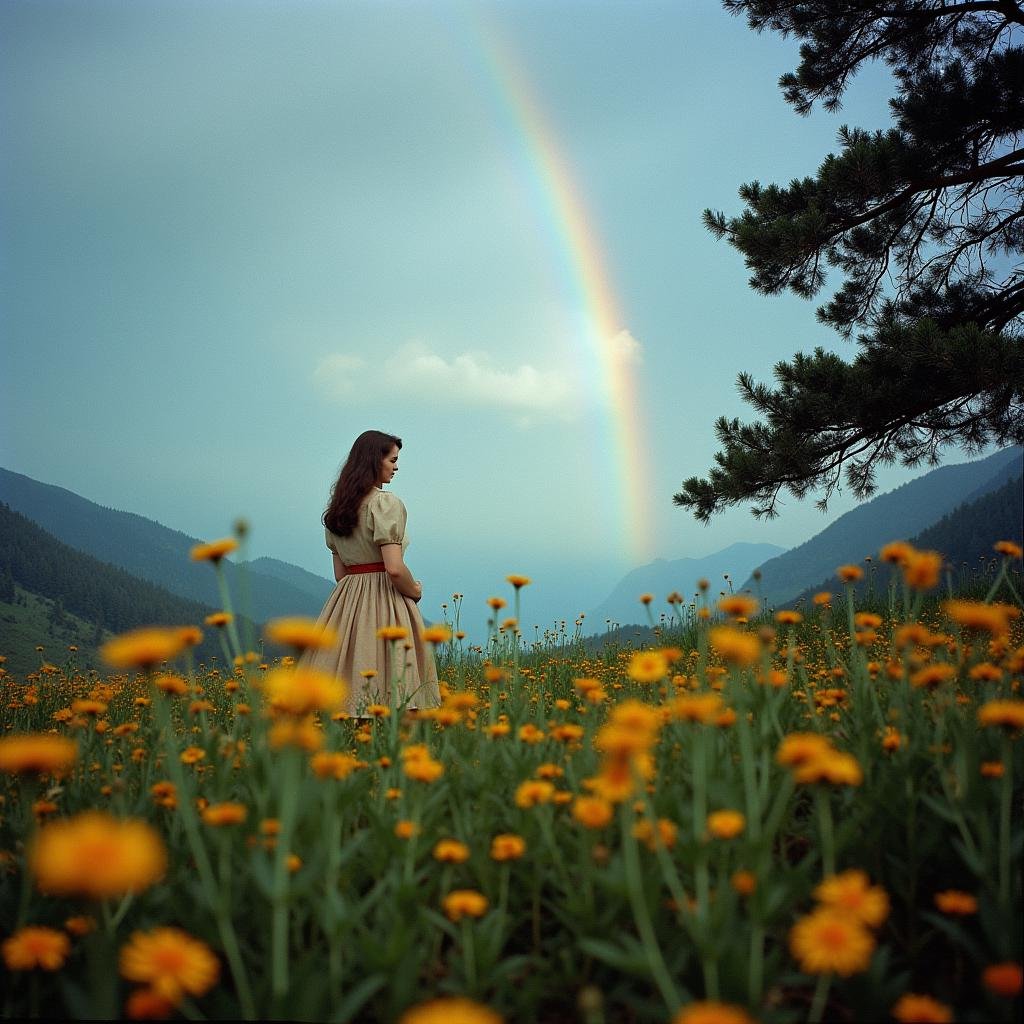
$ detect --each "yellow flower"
[708,626,760,667]
[671,1002,756,1024]
[264,617,338,651]
[264,667,347,716]
[933,890,977,915]
[421,625,453,644]
[394,820,419,840]
[0,734,77,776]
[201,802,247,827]
[518,723,546,744]
[978,699,1024,730]
[310,752,363,780]
[150,781,177,809]
[400,996,503,1024]
[442,889,488,922]
[154,673,188,696]
[789,907,875,975]
[775,610,802,625]
[909,664,957,689]
[180,746,206,764]
[433,839,470,863]
[982,962,1022,997]
[189,538,238,563]
[572,795,614,829]
[731,870,757,896]
[376,625,409,641]
[776,733,833,766]
[671,693,724,724]
[490,834,526,861]
[204,612,233,628]
[101,628,187,669]
[891,994,953,1023]
[268,716,323,752]
[119,927,219,1004]
[627,650,669,683]
[812,591,833,607]
[2,926,71,971]
[30,812,167,899]
[814,870,889,928]
[707,810,745,840]
[403,755,444,783]
[718,595,759,619]
[902,550,943,590]
[943,599,1019,634]
[793,750,863,786]
[514,780,555,808]
[632,817,678,851]
[506,575,531,588]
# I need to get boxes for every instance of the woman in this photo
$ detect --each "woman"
[302,430,441,718]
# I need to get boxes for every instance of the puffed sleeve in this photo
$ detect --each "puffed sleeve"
[324,528,335,552]
[369,491,407,546]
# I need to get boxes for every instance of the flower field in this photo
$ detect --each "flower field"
[1,539,1022,1023]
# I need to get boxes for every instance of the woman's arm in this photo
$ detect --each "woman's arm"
[332,552,348,584]
[380,544,422,602]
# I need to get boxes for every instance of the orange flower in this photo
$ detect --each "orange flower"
[506,575,531,588]
[812,592,833,607]
[814,870,889,928]
[101,628,187,670]
[978,700,1024,730]
[731,870,757,896]
[901,550,943,590]
[793,750,863,786]
[310,752,363,780]
[264,667,347,716]
[910,664,957,689]
[30,812,167,899]
[394,820,419,840]
[490,834,526,861]
[776,733,833,766]
[2,926,70,970]
[891,994,953,1023]
[119,927,219,1004]
[124,988,175,1020]
[671,693,725,724]
[572,796,614,829]
[400,996,503,1024]
[718,595,759,619]
[994,540,1023,559]
[204,612,233,628]
[933,890,977,915]
[0,734,77,776]
[880,541,914,565]
[789,907,875,975]
[189,538,238,563]
[982,962,1022,997]
[775,610,802,625]
[514,780,555,808]
[201,802,247,827]
[632,817,678,851]
[836,565,864,583]
[707,810,745,840]
[627,650,670,683]
[421,625,453,644]
[264,617,338,651]
[943,600,1019,635]
[154,674,188,696]
[442,889,488,922]
[708,626,760,666]
[433,839,470,863]
[671,1002,755,1024]
[376,625,409,641]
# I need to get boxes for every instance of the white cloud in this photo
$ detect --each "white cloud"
[313,331,645,425]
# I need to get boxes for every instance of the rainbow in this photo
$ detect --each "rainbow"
[450,11,656,562]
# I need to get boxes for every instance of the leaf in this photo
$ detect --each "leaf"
[919,911,986,963]
[577,936,651,977]
[328,973,389,1024]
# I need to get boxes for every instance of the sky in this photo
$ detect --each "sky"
[1,0,1001,638]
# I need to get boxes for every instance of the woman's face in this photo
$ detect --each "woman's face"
[378,445,399,485]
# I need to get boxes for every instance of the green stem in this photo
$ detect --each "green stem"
[999,732,1012,907]
[808,972,831,1024]
[620,802,682,1013]
[271,748,302,1005]
[461,918,478,994]
[814,787,836,878]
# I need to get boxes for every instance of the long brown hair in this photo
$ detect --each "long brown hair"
[322,430,402,537]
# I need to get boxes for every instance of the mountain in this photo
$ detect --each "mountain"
[0,468,334,621]
[0,501,240,671]
[739,447,1024,607]
[588,541,787,628]
[785,472,1024,608]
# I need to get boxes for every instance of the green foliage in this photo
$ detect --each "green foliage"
[678,1,1024,520]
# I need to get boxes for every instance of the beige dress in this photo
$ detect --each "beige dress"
[302,489,441,716]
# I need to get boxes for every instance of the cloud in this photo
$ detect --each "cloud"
[314,340,597,422]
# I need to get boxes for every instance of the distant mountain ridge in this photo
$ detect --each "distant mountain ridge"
[786,470,1024,607]
[741,447,1023,606]
[0,468,335,621]
[588,541,787,628]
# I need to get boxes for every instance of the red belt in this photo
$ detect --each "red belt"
[346,561,386,574]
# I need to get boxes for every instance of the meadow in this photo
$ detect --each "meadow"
[1,537,1022,1024]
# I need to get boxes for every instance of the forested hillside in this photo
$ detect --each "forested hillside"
[0,502,252,669]
[786,473,1023,608]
